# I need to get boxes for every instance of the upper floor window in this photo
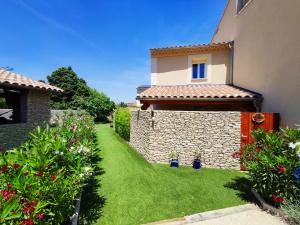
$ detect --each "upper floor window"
[188,55,210,82]
[192,63,206,79]
[237,0,250,13]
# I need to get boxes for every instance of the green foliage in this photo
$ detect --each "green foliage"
[118,102,127,108]
[0,89,8,108]
[73,89,115,121]
[282,199,300,225]
[0,98,8,108]
[239,128,300,204]
[47,67,115,121]
[47,67,90,109]
[0,111,97,224]
[114,107,130,141]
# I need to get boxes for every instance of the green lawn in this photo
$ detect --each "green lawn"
[80,124,250,225]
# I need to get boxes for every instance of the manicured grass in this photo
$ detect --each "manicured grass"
[90,124,249,225]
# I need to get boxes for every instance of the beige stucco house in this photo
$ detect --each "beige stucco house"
[211,0,300,127]
[137,0,300,127]
[138,42,262,112]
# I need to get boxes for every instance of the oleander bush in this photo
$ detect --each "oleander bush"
[235,127,300,206]
[0,111,97,224]
[114,107,130,141]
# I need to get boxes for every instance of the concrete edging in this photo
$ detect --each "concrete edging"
[251,189,287,218]
[143,204,256,225]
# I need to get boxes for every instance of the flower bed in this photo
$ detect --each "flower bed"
[0,111,97,224]
[235,127,300,206]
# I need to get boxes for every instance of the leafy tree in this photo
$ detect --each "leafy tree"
[47,67,115,121]
[47,67,90,109]
[73,89,115,121]
[118,102,128,108]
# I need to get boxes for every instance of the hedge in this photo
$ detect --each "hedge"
[0,111,97,224]
[114,108,130,141]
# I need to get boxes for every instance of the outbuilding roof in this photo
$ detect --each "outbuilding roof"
[137,84,261,100]
[0,69,63,92]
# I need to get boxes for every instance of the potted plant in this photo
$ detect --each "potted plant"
[193,152,202,170]
[170,151,179,168]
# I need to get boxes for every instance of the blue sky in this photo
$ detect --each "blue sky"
[0,0,227,102]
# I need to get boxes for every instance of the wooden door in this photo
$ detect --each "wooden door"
[240,112,280,170]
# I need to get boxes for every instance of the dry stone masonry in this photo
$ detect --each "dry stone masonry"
[130,110,241,170]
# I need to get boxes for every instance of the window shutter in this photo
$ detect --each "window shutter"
[192,64,198,79]
[199,63,205,78]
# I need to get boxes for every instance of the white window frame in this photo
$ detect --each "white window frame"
[192,62,207,79]
[188,54,212,84]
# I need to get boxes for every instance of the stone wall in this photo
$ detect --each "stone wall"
[0,90,50,150]
[130,110,241,170]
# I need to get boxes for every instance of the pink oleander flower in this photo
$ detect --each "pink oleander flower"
[37,213,45,221]
[1,165,9,173]
[21,218,34,225]
[272,194,284,203]
[13,163,21,170]
[277,164,286,173]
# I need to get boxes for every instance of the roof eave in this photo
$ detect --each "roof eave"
[0,83,63,93]
[150,42,231,58]
[137,97,262,102]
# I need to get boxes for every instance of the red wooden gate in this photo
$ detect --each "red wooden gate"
[240,112,280,170]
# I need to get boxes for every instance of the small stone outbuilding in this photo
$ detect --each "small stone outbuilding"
[0,69,62,150]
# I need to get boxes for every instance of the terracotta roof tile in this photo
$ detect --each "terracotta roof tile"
[150,42,232,58]
[137,84,261,100]
[0,69,63,92]
[150,42,231,51]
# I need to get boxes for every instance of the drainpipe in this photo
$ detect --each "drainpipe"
[253,98,263,112]
[229,41,234,85]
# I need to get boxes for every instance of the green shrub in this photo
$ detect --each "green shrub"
[236,128,300,205]
[114,107,130,141]
[282,199,300,224]
[0,111,97,224]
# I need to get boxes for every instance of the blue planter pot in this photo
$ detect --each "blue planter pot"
[193,160,202,170]
[170,159,179,168]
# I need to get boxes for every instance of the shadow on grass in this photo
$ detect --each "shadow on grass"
[78,153,106,224]
[224,176,256,203]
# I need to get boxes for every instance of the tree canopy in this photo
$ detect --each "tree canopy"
[47,67,115,121]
